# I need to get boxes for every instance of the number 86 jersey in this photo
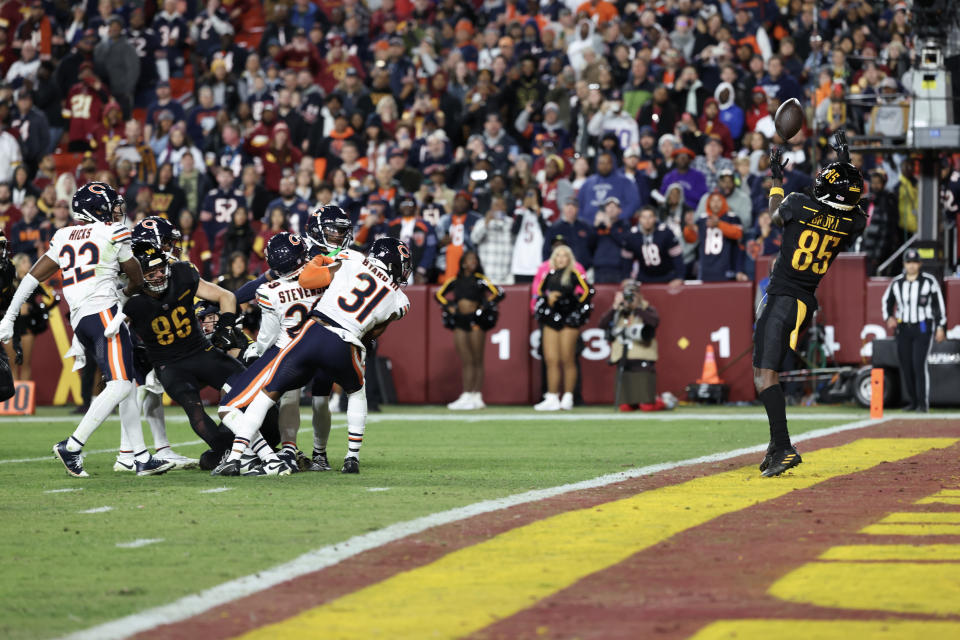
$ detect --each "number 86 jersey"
[44,221,132,327]
[767,192,866,311]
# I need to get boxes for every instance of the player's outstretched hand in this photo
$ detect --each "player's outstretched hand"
[212,312,240,351]
[832,129,850,163]
[769,146,788,182]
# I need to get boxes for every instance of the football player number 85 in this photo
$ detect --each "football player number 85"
[791,229,841,275]
[151,306,191,345]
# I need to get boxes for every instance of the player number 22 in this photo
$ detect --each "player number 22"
[791,229,840,275]
[338,273,389,322]
[151,305,191,345]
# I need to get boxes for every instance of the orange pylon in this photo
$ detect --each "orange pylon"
[697,345,722,384]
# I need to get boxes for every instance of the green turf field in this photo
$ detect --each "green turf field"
[1,405,874,639]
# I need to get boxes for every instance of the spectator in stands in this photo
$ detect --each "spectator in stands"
[620,206,685,287]
[177,208,212,276]
[216,250,256,292]
[696,169,752,227]
[93,16,139,119]
[151,162,186,221]
[11,166,36,207]
[470,193,514,285]
[177,153,205,215]
[145,81,186,139]
[0,183,20,235]
[214,206,256,276]
[692,137,735,195]
[436,191,481,283]
[9,195,44,262]
[545,201,595,270]
[265,175,310,235]
[861,168,900,275]
[743,210,782,277]
[511,188,549,284]
[240,163,270,222]
[154,0,188,77]
[684,193,746,282]
[12,90,48,176]
[158,125,204,178]
[577,151,640,224]
[659,147,707,210]
[186,86,222,148]
[714,81,744,142]
[5,41,38,89]
[65,62,109,152]
[869,77,909,138]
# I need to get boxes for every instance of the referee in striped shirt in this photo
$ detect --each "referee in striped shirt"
[881,249,947,412]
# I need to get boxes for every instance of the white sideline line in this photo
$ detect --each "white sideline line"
[77,506,112,514]
[5,412,957,466]
[62,415,895,640]
[45,488,83,494]
[116,538,164,549]
[200,487,232,494]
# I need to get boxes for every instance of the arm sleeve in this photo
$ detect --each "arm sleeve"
[931,277,947,328]
[298,256,336,289]
[110,224,133,261]
[470,218,487,245]
[435,277,454,305]
[235,273,269,304]
[882,279,896,321]
[683,225,698,243]
[668,236,685,280]
[254,306,282,355]
[573,269,591,303]
[717,219,743,240]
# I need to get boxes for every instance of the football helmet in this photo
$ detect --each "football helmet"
[194,300,220,337]
[133,216,182,260]
[72,181,122,224]
[305,205,353,253]
[265,232,309,278]
[814,161,863,211]
[368,237,412,285]
[133,240,170,293]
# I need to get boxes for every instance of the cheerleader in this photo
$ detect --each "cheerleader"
[533,245,594,411]
[435,250,504,410]
[6,252,55,381]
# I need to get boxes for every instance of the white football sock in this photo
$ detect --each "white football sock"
[345,387,367,460]
[140,389,169,451]
[119,388,150,462]
[71,379,135,450]
[227,392,276,462]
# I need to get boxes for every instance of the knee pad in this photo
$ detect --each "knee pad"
[104,379,134,401]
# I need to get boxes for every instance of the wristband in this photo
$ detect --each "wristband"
[768,187,784,197]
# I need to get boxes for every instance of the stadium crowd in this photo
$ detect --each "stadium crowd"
[0,0,954,302]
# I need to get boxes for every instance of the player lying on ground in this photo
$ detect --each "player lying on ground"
[230,206,356,472]
[0,182,173,477]
[212,237,412,477]
[117,238,260,470]
[755,130,866,476]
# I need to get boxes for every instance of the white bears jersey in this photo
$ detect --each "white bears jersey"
[44,221,132,327]
[312,256,410,349]
[254,276,325,352]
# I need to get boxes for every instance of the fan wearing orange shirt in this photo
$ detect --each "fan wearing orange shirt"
[576,0,618,24]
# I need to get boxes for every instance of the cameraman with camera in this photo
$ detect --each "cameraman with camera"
[600,280,668,412]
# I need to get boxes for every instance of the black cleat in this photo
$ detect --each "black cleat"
[761,446,802,477]
[135,456,175,476]
[341,457,359,474]
[312,451,332,471]
[53,440,89,478]
[277,449,301,473]
[211,459,241,476]
[902,403,917,412]
[759,444,775,472]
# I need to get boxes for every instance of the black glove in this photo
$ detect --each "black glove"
[769,146,788,181]
[832,129,850,163]
[12,333,22,365]
[212,311,240,350]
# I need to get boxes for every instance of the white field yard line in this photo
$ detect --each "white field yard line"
[62,414,905,640]
[115,538,164,549]
[4,411,956,466]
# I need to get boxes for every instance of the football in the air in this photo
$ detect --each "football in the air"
[774,98,804,141]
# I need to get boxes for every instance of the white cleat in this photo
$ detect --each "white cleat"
[113,455,135,472]
[534,393,561,411]
[559,392,574,411]
[469,392,486,410]
[154,448,199,470]
[260,459,292,476]
[447,393,473,410]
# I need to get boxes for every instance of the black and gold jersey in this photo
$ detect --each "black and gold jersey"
[767,192,867,310]
[124,261,210,365]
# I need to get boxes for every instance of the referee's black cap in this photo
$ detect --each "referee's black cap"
[904,248,921,263]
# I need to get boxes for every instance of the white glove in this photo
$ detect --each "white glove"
[64,335,87,371]
[104,311,127,338]
[242,341,261,362]
[0,316,13,343]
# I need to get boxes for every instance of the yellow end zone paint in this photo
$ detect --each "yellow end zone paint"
[915,496,960,505]
[688,619,960,640]
[876,512,960,524]
[236,438,956,640]
[860,523,960,535]
[769,562,960,616]
[820,544,960,561]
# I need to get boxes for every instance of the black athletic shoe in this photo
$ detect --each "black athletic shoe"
[277,449,301,473]
[902,403,917,412]
[914,404,929,413]
[312,451,332,471]
[199,449,222,471]
[53,440,89,478]
[759,444,775,472]
[341,457,359,474]
[135,456,175,476]
[211,459,241,476]
[761,446,802,477]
